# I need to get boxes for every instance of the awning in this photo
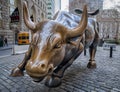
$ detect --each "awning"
[10,8,19,23]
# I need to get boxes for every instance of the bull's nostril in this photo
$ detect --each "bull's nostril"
[48,68,52,73]
[41,64,45,68]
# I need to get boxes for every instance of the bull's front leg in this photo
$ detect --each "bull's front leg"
[10,46,32,77]
[45,43,84,87]
[87,45,97,68]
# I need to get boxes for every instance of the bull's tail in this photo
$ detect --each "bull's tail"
[94,20,99,38]
[96,22,99,32]
[75,9,99,16]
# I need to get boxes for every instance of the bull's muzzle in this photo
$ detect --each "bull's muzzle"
[25,60,53,82]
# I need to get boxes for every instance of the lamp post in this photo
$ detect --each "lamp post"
[10,24,17,55]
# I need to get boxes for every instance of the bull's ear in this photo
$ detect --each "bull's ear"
[75,8,99,16]
[23,1,36,31]
[53,11,60,20]
[74,9,83,14]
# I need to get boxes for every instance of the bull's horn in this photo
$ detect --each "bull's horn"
[67,5,88,38]
[23,1,36,31]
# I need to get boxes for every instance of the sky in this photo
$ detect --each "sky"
[60,0,120,12]
[103,0,120,9]
[61,0,69,11]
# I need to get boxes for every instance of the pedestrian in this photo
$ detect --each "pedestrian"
[4,37,8,46]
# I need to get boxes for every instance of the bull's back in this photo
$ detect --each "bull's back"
[54,11,98,48]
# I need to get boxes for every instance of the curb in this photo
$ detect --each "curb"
[0,46,12,51]
[0,55,12,59]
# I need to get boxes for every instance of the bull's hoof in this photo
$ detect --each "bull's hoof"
[45,75,62,88]
[87,62,96,69]
[10,67,24,77]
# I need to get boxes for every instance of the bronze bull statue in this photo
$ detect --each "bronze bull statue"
[10,1,99,87]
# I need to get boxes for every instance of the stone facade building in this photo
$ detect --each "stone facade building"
[0,0,56,44]
[9,0,48,44]
[69,0,103,14]
[98,9,120,40]
[69,0,120,40]
[0,0,11,45]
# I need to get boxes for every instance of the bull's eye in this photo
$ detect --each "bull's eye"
[54,42,62,49]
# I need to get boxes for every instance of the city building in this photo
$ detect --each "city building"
[0,0,48,44]
[0,0,11,45]
[54,0,61,13]
[46,0,55,19]
[69,0,103,14]
[69,0,120,40]
[98,9,120,39]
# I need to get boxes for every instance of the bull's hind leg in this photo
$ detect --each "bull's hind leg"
[10,46,32,77]
[45,43,84,87]
[87,45,97,68]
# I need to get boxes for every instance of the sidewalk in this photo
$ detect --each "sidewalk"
[0,44,29,54]
[0,45,12,51]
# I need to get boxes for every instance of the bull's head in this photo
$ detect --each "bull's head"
[23,1,87,82]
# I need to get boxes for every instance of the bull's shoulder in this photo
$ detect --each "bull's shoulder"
[87,18,97,26]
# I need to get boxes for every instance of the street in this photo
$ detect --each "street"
[0,46,120,92]
[0,49,12,58]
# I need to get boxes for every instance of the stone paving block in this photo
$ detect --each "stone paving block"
[13,84,21,89]
[9,82,15,86]
[0,88,10,92]
[5,85,13,89]
[112,88,120,92]
[73,84,82,89]
[18,87,27,92]
[0,75,8,80]
[10,88,18,92]
[0,47,120,91]
[73,88,86,92]
[100,86,111,92]
[94,88,107,92]
[54,88,67,92]
[87,85,95,90]
[91,90,97,92]
[0,84,5,89]
[64,86,74,92]
[27,87,34,92]
[5,79,13,84]
[81,87,91,92]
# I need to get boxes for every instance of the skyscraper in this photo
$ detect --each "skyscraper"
[47,0,55,19]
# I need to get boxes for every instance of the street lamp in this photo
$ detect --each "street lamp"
[10,24,17,55]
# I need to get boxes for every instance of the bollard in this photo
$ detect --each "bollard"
[110,46,113,58]
[84,49,86,56]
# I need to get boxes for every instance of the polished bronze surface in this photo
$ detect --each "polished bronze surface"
[10,1,99,87]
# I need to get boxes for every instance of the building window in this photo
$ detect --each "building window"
[0,6,2,19]
[48,7,51,9]
[38,0,39,5]
[48,3,51,5]
[43,4,44,9]
[48,12,51,15]
[0,20,2,28]
[48,17,51,19]
[41,1,42,7]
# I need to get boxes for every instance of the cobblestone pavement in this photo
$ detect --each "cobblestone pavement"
[0,46,120,92]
